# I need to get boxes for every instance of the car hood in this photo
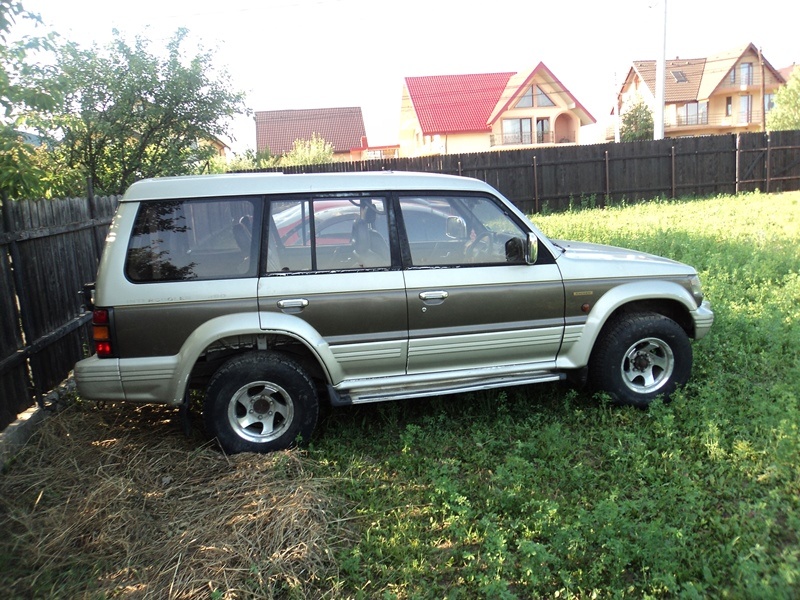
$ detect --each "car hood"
[551,239,694,278]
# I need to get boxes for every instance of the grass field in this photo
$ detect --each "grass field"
[2,191,799,598]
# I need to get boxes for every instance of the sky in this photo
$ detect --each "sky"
[18,0,800,154]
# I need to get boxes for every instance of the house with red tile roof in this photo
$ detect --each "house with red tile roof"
[255,107,369,161]
[399,62,595,157]
[778,63,798,84]
[612,43,786,139]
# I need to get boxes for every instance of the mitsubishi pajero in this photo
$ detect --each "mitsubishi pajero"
[74,171,714,453]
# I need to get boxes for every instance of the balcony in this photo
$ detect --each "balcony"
[666,110,767,129]
[490,131,574,147]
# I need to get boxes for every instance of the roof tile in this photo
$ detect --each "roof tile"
[405,72,515,135]
[255,107,367,155]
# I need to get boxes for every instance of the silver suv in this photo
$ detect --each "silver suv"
[74,172,713,453]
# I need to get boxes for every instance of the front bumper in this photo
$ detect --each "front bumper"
[692,300,714,340]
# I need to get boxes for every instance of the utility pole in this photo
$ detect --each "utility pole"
[654,0,667,140]
[653,0,667,139]
[759,46,766,132]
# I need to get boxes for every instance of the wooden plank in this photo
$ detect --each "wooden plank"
[0,365,32,431]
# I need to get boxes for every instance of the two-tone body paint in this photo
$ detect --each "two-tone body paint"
[74,171,714,409]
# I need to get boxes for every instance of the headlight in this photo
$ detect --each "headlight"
[689,275,704,307]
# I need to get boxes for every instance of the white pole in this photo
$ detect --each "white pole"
[654,0,667,140]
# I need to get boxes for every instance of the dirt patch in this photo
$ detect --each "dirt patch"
[0,400,350,599]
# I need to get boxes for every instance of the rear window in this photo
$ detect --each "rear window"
[125,197,261,282]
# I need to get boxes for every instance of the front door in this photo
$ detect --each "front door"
[397,195,565,375]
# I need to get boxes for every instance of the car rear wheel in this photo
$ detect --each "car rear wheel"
[204,351,318,454]
[589,312,692,408]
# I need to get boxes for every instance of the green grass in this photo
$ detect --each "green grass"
[309,191,800,598]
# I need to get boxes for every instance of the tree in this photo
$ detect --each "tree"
[50,28,248,195]
[210,148,278,173]
[0,0,62,198]
[280,133,334,166]
[767,68,800,132]
[620,96,654,142]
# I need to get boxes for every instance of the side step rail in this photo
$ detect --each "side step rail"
[328,371,564,406]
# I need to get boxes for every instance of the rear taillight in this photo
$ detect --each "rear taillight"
[92,308,114,358]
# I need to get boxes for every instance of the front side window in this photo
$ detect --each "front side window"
[399,195,527,267]
[267,197,390,273]
[125,197,260,282]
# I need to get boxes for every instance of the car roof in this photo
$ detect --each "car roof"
[120,171,496,202]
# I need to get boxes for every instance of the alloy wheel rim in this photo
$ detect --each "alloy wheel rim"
[620,337,674,394]
[227,381,294,443]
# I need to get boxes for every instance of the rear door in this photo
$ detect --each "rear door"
[398,194,564,375]
[258,195,408,381]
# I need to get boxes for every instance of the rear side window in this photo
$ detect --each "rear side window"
[125,197,261,282]
[267,197,390,272]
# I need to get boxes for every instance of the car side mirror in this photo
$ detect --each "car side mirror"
[446,216,467,239]
[526,233,539,264]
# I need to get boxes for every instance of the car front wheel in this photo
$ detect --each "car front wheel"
[589,312,692,407]
[204,351,319,454]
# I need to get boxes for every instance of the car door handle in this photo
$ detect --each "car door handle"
[277,298,309,312]
[419,291,449,301]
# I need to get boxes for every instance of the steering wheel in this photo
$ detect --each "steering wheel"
[466,231,493,262]
[348,199,386,215]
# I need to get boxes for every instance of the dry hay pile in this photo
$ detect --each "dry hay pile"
[0,401,350,599]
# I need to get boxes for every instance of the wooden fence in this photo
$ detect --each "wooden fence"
[1,130,799,430]
[0,193,119,430]
[257,130,800,213]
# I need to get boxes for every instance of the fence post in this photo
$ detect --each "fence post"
[86,177,102,261]
[532,156,539,213]
[604,150,610,208]
[2,195,40,409]
[765,133,771,194]
[671,146,676,199]
[735,133,741,194]
[1,190,7,231]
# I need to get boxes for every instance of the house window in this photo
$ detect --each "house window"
[740,63,753,86]
[671,70,688,83]
[515,87,533,108]
[739,95,752,124]
[515,86,555,108]
[730,69,736,85]
[686,103,698,125]
[764,93,776,113]
[536,118,551,143]
[680,102,708,126]
[501,118,532,144]
[535,86,555,107]
[725,96,733,117]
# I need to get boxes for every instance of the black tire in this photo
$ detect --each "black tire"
[589,312,692,408]
[204,351,319,454]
